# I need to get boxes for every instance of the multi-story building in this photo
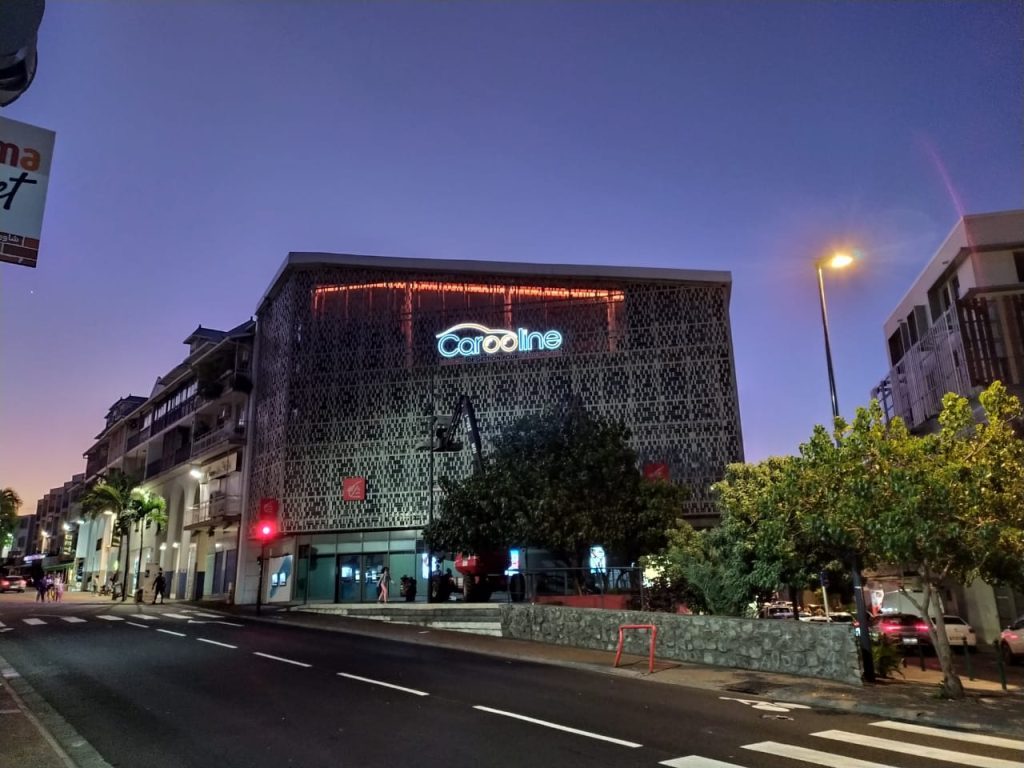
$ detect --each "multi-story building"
[240,253,743,606]
[872,208,1024,641]
[31,474,85,585]
[79,323,254,599]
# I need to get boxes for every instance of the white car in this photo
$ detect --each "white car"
[941,615,976,649]
[1001,615,1024,665]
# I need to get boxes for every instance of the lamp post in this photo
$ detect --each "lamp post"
[815,251,875,682]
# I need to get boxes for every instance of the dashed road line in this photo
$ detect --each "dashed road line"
[156,629,186,637]
[337,672,429,697]
[870,721,1024,751]
[472,705,642,748]
[126,622,149,629]
[744,741,896,767]
[198,638,237,649]
[254,652,311,668]
[812,730,1021,768]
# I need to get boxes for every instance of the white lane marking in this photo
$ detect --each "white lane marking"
[96,615,124,621]
[131,615,159,621]
[0,708,22,714]
[660,757,746,767]
[813,730,1022,768]
[61,617,87,623]
[0,628,11,633]
[0,621,6,628]
[126,622,149,629]
[337,672,429,697]
[744,741,896,767]
[198,638,237,649]
[161,613,193,620]
[870,721,1024,751]
[720,696,811,712]
[189,612,223,618]
[254,652,311,668]
[472,705,642,749]
[156,629,186,637]
[22,618,45,626]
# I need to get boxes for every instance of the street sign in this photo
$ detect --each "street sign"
[0,115,55,268]
[342,477,366,501]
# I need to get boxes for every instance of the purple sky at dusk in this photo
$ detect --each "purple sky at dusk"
[1,1,1021,512]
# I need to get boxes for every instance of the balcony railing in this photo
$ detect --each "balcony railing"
[191,423,246,457]
[144,446,194,480]
[126,425,151,451]
[874,291,1024,430]
[150,396,198,436]
[185,493,242,528]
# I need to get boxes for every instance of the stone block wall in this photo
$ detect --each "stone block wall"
[500,605,862,686]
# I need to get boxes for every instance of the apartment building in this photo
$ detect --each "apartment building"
[31,474,85,585]
[871,209,1024,641]
[80,322,254,599]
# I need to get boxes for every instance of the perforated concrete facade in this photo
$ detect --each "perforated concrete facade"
[247,254,743,538]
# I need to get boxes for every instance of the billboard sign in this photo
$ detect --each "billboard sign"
[342,477,366,501]
[0,115,56,268]
[436,323,563,359]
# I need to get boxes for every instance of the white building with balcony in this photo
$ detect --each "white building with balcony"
[872,208,1024,640]
[81,322,254,601]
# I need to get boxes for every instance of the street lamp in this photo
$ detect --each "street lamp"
[815,252,854,421]
[814,250,875,682]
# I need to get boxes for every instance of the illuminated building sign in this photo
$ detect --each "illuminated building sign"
[436,323,563,358]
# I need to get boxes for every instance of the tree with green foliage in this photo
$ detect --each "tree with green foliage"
[80,470,167,601]
[1,488,23,554]
[423,406,688,588]
[657,458,842,615]
[800,382,1024,698]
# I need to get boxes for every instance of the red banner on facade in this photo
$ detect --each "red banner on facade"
[342,477,366,501]
[643,462,670,481]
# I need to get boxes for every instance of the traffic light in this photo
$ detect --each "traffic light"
[254,498,279,543]
[257,519,276,541]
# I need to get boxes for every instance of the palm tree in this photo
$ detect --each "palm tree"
[80,470,140,601]
[1,488,23,554]
[129,489,167,599]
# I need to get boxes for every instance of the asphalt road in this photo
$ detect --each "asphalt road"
[1,595,1021,768]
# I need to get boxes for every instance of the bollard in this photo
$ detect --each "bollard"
[995,640,1008,692]
[963,637,974,680]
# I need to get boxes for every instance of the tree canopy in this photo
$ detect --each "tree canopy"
[660,381,1024,698]
[1,488,23,553]
[422,406,688,570]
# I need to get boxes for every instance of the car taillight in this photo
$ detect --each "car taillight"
[916,622,929,632]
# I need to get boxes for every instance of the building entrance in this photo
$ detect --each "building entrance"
[336,552,387,603]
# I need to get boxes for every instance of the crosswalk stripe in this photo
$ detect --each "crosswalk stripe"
[812,730,1022,768]
[744,741,896,768]
[96,615,124,621]
[161,613,192,620]
[23,618,45,626]
[0,621,6,628]
[870,720,1024,751]
[61,617,87,623]
[189,612,221,618]
[660,757,746,767]
[131,615,158,621]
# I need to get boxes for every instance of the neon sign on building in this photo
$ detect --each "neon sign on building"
[436,323,563,359]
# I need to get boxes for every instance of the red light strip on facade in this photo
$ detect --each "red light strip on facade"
[312,281,624,314]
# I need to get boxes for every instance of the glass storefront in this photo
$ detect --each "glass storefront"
[293,530,421,603]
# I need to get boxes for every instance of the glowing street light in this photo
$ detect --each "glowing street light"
[815,251,857,420]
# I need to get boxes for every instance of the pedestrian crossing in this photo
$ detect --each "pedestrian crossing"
[659,721,1024,768]
[0,609,235,632]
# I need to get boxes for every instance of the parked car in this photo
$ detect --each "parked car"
[874,613,931,648]
[1000,616,1024,665]
[0,574,27,593]
[941,615,977,649]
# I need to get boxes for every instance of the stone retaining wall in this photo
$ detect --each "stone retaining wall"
[500,605,862,685]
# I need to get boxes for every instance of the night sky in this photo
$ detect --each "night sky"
[1,1,1020,511]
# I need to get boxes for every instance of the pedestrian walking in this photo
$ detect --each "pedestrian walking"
[152,569,166,604]
[54,576,64,602]
[377,566,390,604]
